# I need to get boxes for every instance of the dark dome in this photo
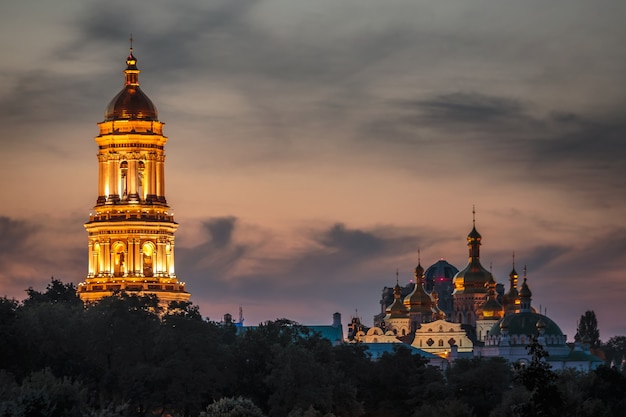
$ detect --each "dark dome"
[489,312,565,345]
[104,51,158,121]
[425,259,459,282]
[104,86,158,121]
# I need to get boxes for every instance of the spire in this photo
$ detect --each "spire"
[125,35,139,85]
[503,252,520,314]
[472,204,476,227]
[467,207,482,260]
[478,276,503,319]
[519,265,532,312]
[414,249,424,282]
[387,270,409,319]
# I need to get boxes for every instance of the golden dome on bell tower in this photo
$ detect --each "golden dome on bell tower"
[104,43,158,121]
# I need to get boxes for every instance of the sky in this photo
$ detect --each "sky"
[0,0,625,341]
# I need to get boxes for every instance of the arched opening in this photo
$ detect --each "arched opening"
[138,161,145,200]
[120,161,128,199]
[142,242,155,277]
[112,242,126,277]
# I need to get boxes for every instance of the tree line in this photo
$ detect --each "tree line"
[0,278,625,417]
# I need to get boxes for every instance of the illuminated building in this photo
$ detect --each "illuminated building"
[403,259,440,331]
[501,257,521,315]
[383,273,411,336]
[481,270,602,370]
[78,46,189,304]
[451,212,498,327]
[411,319,473,355]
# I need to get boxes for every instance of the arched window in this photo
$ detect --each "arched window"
[120,161,128,198]
[112,242,126,277]
[138,161,145,200]
[142,242,155,277]
[438,339,444,347]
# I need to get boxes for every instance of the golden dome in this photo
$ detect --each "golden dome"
[502,263,520,314]
[519,277,532,299]
[104,50,158,121]
[478,279,504,320]
[403,262,435,316]
[453,221,493,294]
[386,283,409,319]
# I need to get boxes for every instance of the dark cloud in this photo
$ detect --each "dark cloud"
[181,219,432,307]
[206,216,237,248]
[176,216,249,281]
[407,92,528,126]
[320,223,385,255]
[0,216,84,299]
[0,216,35,253]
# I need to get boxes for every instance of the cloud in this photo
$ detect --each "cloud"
[406,91,529,127]
[0,216,84,300]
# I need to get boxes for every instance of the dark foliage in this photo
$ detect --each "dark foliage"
[575,310,601,348]
[1,279,626,417]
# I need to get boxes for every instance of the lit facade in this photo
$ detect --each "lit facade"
[78,47,189,304]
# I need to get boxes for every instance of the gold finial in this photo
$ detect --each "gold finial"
[396,269,399,285]
[523,265,527,280]
[129,33,134,54]
[418,248,421,265]
[512,251,515,269]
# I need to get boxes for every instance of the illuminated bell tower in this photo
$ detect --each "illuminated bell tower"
[78,45,190,304]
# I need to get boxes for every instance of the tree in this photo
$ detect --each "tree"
[411,399,475,417]
[0,369,89,417]
[23,277,82,307]
[575,310,601,348]
[513,338,563,417]
[603,336,626,369]
[446,357,511,416]
[200,397,265,417]
[358,345,430,417]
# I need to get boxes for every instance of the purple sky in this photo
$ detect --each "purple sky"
[1,0,625,341]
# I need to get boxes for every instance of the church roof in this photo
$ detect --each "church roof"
[104,50,158,121]
[452,220,493,294]
[489,312,565,345]
[403,262,434,315]
[424,259,459,282]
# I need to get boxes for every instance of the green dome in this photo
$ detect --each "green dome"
[489,312,565,346]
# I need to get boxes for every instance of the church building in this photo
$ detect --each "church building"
[77,46,189,304]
